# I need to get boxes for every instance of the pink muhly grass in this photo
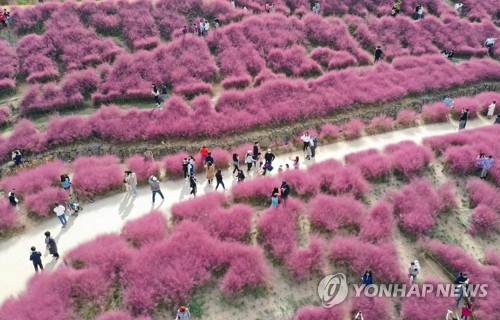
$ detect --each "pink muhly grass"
[294,304,346,319]
[279,169,320,196]
[24,187,69,218]
[388,179,442,235]
[350,296,392,320]
[384,141,434,179]
[359,200,394,243]
[172,193,253,241]
[285,235,325,281]
[72,156,123,199]
[443,145,479,174]
[308,194,365,232]
[342,119,365,140]
[353,153,392,180]
[258,204,298,259]
[367,115,394,134]
[318,123,342,140]
[0,160,63,195]
[124,155,161,182]
[46,114,93,145]
[2,120,47,156]
[163,152,190,178]
[96,311,135,320]
[466,178,500,210]
[422,102,449,123]
[315,166,370,198]
[329,236,404,283]
[396,109,419,127]
[231,176,281,203]
[468,205,499,235]
[121,211,167,248]
[435,180,458,211]
[0,199,20,234]
[65,234,134,276]
[400,279,452,320]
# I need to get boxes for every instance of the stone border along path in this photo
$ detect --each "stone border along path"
[0,116,494,305]
[6,81,500,161]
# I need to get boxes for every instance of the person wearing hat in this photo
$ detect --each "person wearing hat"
[176,306,190,320]
[148,175,164,203]
[245,150,253,172]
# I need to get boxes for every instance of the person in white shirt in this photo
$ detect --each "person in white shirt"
[245,150,253,172]
[454,2,463,14]
[485,37,497,57]
[486,100,496,118]
[300,132,311,152]
[53,203,67,227]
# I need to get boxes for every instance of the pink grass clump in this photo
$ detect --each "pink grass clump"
[46,114,93,145]
[468,205,499,235]
[0,107,10,126]
[258,204,298,259]
[359,200,394,243]
[72,156,123,199]
[279,169,319,196]
[318,166,370,198]
[294,304,346,319]
[268,45,321,77]
[0,160,63,195]
[400,279,452,320]
[231,176,281,203]
[421,102,450,123]
[96,311,136,320]
[384,141,434,178]
[330,236,403,283]
[172,193,253,241]
[318,123,342,140]
[367,115,393,134]
[346,149,391,180]
[285,235,325,281]
[121,211,167,248]
[396,109,419,127]
[0,40,17,92]
[163,152,190,178]
[350,296,392,320]
[0,199,20,235]
[342,119,364,139]
[466,178,500,210]
[308,194,365,232]
[435,180,458,211]
[388,179,442,235]
[24,187,69,217]
[2,120,47,157]
[125,155,161,182]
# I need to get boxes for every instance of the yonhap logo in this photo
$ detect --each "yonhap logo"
[317,273,349,308]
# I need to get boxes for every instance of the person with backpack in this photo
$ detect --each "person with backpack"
[148,176,164,203]
[215,169,225,190]
[29,246,43,272]
[280,180,290,205]
[44,231,59,260]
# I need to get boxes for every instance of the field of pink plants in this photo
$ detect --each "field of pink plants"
[0,0,498,162]
[0,125,499,318]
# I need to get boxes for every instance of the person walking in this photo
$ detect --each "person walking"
[205,152,214,165]
[200,145,209,158]
[204,20,210,35]
[188,157,195,176]
[253,141,259,167]
[305,145,312,160]
[408,260,420,283]
[461,301,473,320]
[182,158,189,179]
[199,19,204,36]
[362,270,373,286]
[486,101,496,118]
[176,306,191,320]
[189,174,198,197]
[232,153,240,175]
[480,155,494,179]
[152,84,161,108]
[12,150,22,166]
[458,108,469,130]
[310,135,318,158]
[44,231,59,260]
[8,189,19,210]
[29,247,43,272]
[148,176,164,203]
[374,46,383,63]
[237,169,245,182]
[182,25,188,36]
[125,171,138,195]
[215,169,225,190]
[280,180,290,205]
[245,150,253,172]
[301,132,311,152]
[53,203,67,228]
[161,82,169,101]
[271,187,279,208]
[475,153,485,173]
[206,161,215,185]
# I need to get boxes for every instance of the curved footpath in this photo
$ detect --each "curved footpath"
[0,117,494,305]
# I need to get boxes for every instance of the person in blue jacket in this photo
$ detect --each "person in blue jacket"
[362,270,373,286]
[29,246,43,272]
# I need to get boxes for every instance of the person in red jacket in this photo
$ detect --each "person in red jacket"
[199,145,209,158]
[461,301,473,320]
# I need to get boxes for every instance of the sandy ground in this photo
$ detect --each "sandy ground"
[0,117,496,318]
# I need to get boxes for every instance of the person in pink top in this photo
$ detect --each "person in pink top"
[461,301,473,320]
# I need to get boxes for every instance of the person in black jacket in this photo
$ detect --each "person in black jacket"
[458,108,469,130]
[280,180,290,205]
[189,174,197,197]
[374,46,383,63]
[44,231,59,259]
[215,170,225,190]
[237,170,245,183]
[264,149,275,164]
[252,141,259,166]
[29,246,43,272]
